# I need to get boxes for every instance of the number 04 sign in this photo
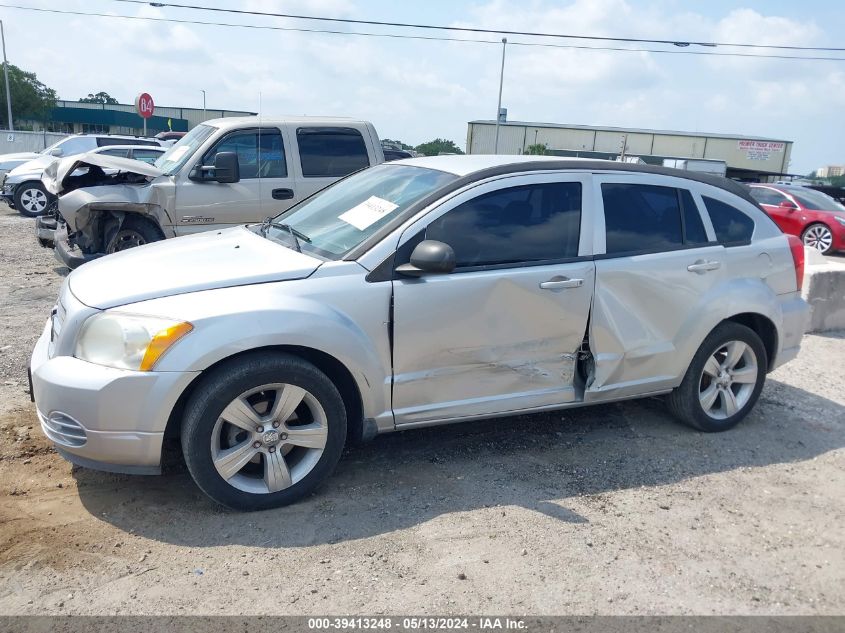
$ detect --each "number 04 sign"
[135,92,155,136]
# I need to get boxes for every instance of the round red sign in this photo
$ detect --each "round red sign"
[135,93,155,119]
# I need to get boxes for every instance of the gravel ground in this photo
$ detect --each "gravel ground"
[0,203,843,615]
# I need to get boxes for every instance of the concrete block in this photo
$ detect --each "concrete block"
[802,248,845,333]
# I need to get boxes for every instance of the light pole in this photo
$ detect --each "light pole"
[1,21,13,132]
[200,89,206,119]
[493,37,507,154]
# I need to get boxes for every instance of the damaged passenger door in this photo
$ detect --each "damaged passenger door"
[391,174,595,426]
[588,176,725,399]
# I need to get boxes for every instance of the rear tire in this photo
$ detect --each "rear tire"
[14,182,53,217]
[667,322,767,432]
[801,223,833,255]
[181,352,347,511]
[105,215,163,253]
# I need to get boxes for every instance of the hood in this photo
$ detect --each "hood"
[43,152,163,195]
[0,151,42,169]
[6,155,55,180]
[68,226,322,309]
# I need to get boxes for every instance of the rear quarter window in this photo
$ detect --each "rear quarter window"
[702,196,755,245]
[297,127,370,178]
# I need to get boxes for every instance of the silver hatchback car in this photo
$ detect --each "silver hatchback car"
[30,156,809,510]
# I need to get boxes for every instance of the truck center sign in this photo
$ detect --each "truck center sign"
[738,140,785,161]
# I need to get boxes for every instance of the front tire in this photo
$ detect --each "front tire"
[14,182,53,217]
[181,353,347,511]
[667,322,767,432]
[105,215,163,253]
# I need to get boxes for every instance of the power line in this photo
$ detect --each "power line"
[1,3,844,62]
[110,0,845,52]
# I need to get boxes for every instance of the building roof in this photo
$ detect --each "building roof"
[469,120,792,144]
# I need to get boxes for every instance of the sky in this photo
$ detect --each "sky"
[2,0,844,173]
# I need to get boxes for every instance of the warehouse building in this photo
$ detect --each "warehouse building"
[466,120,794,182]
[21,100,256,136]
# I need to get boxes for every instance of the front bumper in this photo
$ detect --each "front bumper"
[52,222,102,269]
[30,319,199,474]
[35,214,57,248]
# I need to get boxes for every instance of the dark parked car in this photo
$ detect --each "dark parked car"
[806,185,845,205]
[383,148,415,161]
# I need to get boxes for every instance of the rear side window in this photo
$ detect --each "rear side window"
[703,197,755,245]
[425,182,582,268]
[297,128,370,177]
[98,148,130,157]
[97,137,159,147]
[132,148,165,164]
[602,184,683,255]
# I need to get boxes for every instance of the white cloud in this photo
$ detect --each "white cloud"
[3,0,843,171]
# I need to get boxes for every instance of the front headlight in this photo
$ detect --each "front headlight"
[834,216,845,227]
[75,312,193,371]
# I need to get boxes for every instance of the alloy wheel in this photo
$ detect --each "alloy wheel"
[803,225,832,253]
[210,383,328,494]
[19,187,48,214]
[698,340,759,420]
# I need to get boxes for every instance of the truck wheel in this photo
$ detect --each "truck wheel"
[14,182,53,217]
[666,322,767,432]
[105,215,163,253]
[181,352,347,511]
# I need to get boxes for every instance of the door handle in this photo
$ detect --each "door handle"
[272,188,294,200]
[539,276,583,290]
[687,259,721,274]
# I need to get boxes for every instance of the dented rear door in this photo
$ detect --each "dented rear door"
[391,172,595,426]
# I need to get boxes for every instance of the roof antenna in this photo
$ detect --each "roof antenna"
[258,90,263,221]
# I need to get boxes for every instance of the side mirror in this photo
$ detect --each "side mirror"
[395,240,456,277]
[213,151,240,183]
[779,199,798,210]
[49,148,63,157]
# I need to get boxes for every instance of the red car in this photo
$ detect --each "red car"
[749,184,845,254]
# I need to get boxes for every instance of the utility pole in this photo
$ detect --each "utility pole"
[1,21,13,132]
[493,37,507,154]
[200,89,206,119]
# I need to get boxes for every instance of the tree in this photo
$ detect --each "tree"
[0,64,58,129]
[414,138,464,156]
[524,143,548,155]
[381,138,414,151]
[79,91,119,105]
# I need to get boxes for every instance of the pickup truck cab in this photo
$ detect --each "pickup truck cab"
[31,156,809,511]
[38,116,384,267]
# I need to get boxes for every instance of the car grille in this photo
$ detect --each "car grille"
[39,411,87,447]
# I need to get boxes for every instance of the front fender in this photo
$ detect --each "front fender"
[121,275,394,429]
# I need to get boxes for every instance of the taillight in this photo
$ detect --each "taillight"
[786,234,805,292]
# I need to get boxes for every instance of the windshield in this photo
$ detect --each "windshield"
[154,124,216,175]
[267,164,457,259]
[789,188,845,212]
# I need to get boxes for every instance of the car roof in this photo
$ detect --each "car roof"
[391,155,755,204]
[205,115,371,131]
[93,144,165,151]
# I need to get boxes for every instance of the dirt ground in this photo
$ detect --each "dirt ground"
[0,203,843,616]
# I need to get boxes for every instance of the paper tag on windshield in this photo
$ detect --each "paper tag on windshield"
[339,196,399,231]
